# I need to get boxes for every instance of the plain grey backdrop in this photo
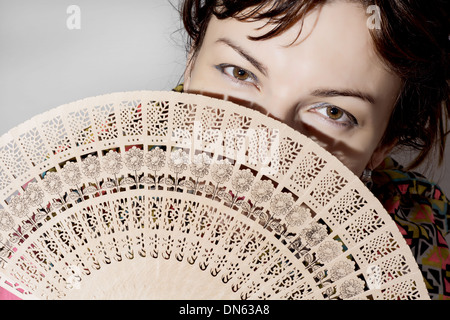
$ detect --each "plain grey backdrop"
[0,0,186,130]
[0,0,449,196]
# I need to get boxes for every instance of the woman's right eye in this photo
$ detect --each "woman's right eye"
[215,64,259,89]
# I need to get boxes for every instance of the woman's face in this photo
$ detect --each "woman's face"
[184,1,401,176]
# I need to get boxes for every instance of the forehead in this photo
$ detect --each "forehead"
[202,1,399,97]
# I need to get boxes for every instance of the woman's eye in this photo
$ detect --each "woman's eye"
[326,106,344,120]
[215,64,259,88]
[311,103,358,127]
[232,67,251,81]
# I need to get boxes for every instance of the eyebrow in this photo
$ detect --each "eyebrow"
[216,37,268,76]
[310,88,376,104]
[216,37,375,104]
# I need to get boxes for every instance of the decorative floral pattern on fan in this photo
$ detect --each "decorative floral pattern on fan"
[0,91,428,300]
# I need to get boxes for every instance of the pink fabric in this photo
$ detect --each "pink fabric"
[0,287,21,300]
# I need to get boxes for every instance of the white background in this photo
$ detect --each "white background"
[0,0,448,196]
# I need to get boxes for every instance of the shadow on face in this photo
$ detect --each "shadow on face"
[186,88,370,174]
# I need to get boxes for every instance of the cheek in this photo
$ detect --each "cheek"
[184,47,214,91]
[342,154,374,177]
[185,60,229,97]
[294,120,379,176]
[332,145,377,177]
[335,134,383,176]
[184,60,207,91]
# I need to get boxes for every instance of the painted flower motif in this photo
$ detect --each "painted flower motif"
[42,171,63,195]
[8,195,28,218]
[0,210,15,231]
[168,149,189,174]
[270,192,294,216]
[338,278,365,299]
[210,160,233,184]
[61,161,82,186]
[329,260,355,282]
[316,240,343,264]
[286,205,311,227]
[300,222,328,247]
[250,180,275,203]
[231,169,254,194]
[23,183,44,207]
[81,155,101,179]
[190,153,212,178]
[103,150,123,175]
[144,147,166,172]
[124,146,144,171]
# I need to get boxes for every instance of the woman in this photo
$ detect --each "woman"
[177,0,450,299]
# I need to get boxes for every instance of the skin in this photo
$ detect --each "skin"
[183,1,402,176]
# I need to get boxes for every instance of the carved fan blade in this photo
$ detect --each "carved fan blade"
[0,91,428,300]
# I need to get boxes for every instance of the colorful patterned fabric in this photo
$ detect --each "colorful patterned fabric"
[372,157,450,300]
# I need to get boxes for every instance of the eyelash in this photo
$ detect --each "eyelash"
[215,64,357,128]
[215,64,260,89]
[308,103,359,128]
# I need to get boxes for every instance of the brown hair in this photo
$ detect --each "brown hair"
[180,0,450,169]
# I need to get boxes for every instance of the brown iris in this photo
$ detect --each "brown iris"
[233,67,251,81]
[326,106,344,120]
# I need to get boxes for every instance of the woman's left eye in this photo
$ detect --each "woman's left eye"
[215,64,259,87]
[310,103,358,127]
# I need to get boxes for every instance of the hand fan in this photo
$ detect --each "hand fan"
[0,91,429,300]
